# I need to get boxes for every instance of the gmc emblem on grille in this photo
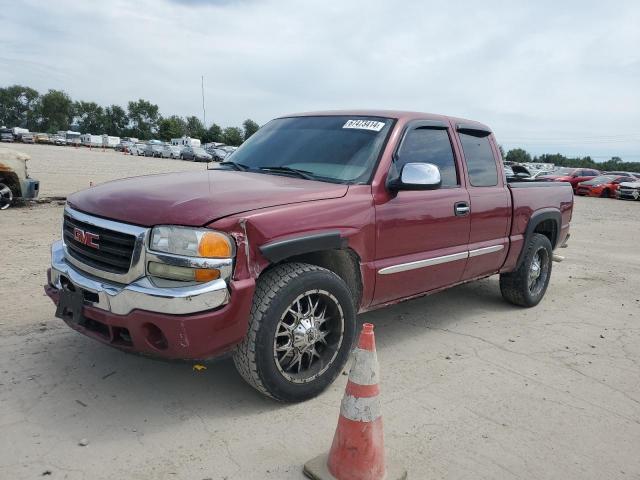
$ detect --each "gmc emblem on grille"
[73,227,100,249]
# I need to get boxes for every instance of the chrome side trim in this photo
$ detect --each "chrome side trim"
[378,243,505,275]
[468,244,504,257]
[378,251,468,275]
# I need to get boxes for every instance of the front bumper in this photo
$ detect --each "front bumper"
[49,240,229,315]
[21,178,39,199]
[46,241,256,359]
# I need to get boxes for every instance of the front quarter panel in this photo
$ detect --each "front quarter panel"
[207,185,376,308]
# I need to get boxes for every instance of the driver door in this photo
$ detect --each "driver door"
[373,121,470,305]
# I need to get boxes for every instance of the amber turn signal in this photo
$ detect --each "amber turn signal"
[198,232,232,258]
[194,268,221,282]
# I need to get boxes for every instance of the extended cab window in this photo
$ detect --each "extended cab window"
[396,128,458,187]
[459,132,498,187]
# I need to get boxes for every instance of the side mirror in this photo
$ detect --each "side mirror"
[387,163,442,191]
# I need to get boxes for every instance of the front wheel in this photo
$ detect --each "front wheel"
[233,263,356,402]
[0,183,13,210]
[500,233,553,307]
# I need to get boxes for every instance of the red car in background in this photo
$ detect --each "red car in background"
[537,167,600,192]
[576,175,636,198]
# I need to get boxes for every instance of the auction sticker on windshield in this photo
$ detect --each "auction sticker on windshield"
[343,119,386,132]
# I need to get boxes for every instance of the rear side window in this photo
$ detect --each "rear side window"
[459,133,498,187]
[396,128,458,187]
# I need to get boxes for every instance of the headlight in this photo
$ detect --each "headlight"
[150,226,233,258]
[149,226,233,282]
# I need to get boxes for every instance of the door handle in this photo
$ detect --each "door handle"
[454,202,470,216]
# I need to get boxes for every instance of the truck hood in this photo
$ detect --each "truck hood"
[67,170,349,227]
[620,181,640,188]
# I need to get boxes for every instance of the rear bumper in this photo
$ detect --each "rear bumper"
[46,241,256,359]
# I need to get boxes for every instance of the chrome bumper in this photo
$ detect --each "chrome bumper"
[49,240,229,316]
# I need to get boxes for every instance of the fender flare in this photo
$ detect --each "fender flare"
[259,231,348,264]
[515,209,561,269]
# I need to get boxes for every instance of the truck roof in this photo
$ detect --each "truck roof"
[280,109,492,133]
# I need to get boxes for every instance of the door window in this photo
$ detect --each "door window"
[396,128,459,187]
[459,133,498,187]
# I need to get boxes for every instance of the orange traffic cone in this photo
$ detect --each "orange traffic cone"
[304,323,407,480]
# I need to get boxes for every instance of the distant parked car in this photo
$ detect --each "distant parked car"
[21,133,35,144]
[34,133,49,144]
[51,134,66,146]
[1,132,14,142]
[616,180,640,200]
[180,145,212,162]
[144,144,164,157]
[537,167,600,192]
[604,171,640,179]
[128,143,146,156]
[205,146,229,162]
[575,175,636,198]
[162,145,182,159]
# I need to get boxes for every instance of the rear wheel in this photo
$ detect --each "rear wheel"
[500,233,553,307]
[233,263,356,402]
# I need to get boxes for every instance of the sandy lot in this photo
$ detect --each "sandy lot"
[0,144,639,479]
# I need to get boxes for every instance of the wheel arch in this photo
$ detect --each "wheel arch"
[515,210,560,269]
[258,232,363,308]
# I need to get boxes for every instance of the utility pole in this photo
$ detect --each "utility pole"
[201,75,206,127]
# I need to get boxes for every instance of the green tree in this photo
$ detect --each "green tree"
[505,148,532,164]
[74,101,105,134]
[242,118,259,141]
[158,115,187,140]
[39,89,74,133]
[104,105,128,137]
[0,85,40,130]
[202,123,222,143]
[127,99,160,139]
[185,115,206,139]
[222,126,243,146]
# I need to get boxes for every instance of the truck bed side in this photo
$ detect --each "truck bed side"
[501,182,574,273]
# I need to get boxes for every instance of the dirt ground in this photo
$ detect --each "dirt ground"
[0,144,639,479]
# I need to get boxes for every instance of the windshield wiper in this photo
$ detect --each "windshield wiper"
[259,166,317,180]
[218,161,250,171]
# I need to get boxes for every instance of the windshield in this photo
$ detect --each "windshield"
[193,148,207,154]
[226,115,393,183]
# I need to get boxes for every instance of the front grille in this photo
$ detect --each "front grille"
[63,214,136,274]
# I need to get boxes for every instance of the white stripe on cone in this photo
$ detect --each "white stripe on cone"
[340,394,382,422]
[348,348,380,386]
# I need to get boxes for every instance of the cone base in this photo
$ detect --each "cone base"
[303,453,407,480]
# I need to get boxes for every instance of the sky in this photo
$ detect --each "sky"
[1,0,639,161]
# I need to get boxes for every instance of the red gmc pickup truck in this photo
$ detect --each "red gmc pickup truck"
[46,110,573,402]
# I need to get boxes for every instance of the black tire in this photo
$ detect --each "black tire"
[600,188,610,198]
[180,154,184,160]
[233,262,356,402]
[500,233,553,307]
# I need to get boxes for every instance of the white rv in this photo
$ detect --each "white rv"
[102,135,120,148]
[80,134,103,147]
[63,131,82,146]
[171,136,201,147]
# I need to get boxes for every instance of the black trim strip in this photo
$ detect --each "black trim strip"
[456,123,492,136]
[260,231,347,263]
